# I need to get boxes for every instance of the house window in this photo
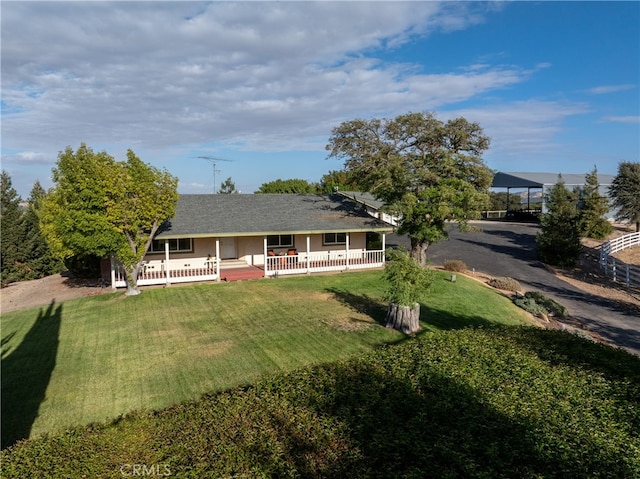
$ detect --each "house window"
[149,238,193,253]
[267,235,294,248]
[323,232,347,245]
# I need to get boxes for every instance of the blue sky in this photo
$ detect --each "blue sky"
[2,1,638,198]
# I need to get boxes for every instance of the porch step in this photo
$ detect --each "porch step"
[220,259,250,269]
[221,266,264,282]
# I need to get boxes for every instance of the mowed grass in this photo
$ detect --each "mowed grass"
[1,270,533,447]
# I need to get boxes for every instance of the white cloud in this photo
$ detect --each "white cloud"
[599,115,640,124]
[1,1,526,157]
[2,151,51,166]
[587,84,636,95]
[449,100,590,158]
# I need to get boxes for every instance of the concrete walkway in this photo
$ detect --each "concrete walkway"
[387,222,640,356]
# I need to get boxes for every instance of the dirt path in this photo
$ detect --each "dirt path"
[1,274,109,314]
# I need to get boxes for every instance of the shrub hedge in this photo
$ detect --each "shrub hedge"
[487,276,523,292]
[2,327,639,478]
[443,259,468,273]
[514,291,569,318]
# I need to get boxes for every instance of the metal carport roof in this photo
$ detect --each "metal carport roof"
[492,172,615,189]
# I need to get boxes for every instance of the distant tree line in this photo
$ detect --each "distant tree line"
[254,170,365,194]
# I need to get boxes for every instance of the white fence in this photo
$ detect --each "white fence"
[599,232,640,289]
[482,210,508,219]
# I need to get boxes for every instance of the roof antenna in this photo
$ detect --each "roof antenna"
[197,156,234,194]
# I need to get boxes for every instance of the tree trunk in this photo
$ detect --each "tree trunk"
[409,238,429,267]
[124,264,141,296]
[386,302,421,334]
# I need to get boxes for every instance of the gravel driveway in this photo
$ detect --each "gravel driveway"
[387,221,640,357]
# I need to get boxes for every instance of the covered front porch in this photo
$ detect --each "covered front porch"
[110,232,387,288]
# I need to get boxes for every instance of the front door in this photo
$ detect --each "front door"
[219,237,237,259]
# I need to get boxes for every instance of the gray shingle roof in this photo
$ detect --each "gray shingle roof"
[336,191,385,210]
[156,194,394,239]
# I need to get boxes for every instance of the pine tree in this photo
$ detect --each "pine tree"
[218,177,237,194]
[22,180,64,279]
[536,175,582,266]
[1,171,26,286]
[609,162,640,232]
[578,166,614,239]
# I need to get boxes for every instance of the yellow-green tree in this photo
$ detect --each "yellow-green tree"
[41,144,178,295]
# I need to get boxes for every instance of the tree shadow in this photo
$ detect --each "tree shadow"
[325,287,387,326]
[494,327,640,385]
[1,332,16,359]
[418,304,499,331]
[1,300,62,449]
[325,287,498,337]
[261,352,631,478]
[456,236,538,262]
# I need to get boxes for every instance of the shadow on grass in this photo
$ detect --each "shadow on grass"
[153,339,638,478]
[296,361,549,477]
[325,287,387,326]
[501,327,640,382]
[1,300,62,449]
[327,287,499,331]
[418,303,499,331]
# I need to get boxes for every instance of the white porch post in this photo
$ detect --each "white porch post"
[216,239,221,282]
[345,232,350,270]
[165,240,171,286]
[306,235,311,274]
[382,233,386,263]
[263,236,268,277]
[110,256,116,290]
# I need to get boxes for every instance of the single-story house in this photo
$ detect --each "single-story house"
[109,193,394,288]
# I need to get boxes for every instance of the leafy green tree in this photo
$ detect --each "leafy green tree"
[327,112,493,265]
[1,171,26,286]
[578,166,613,239]
[382,247,433,334]
[319,169,364,193]
[21,180,65,280]
[609,162,640,232]
[41,144,178,295]
[536,175,582,266]
[218,177,238,194]
[255,178,317,194]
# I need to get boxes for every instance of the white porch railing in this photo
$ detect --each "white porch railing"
[599,232,640,289]
[265,250,385,277]
[113,258,219,288]
[112,249,386,287]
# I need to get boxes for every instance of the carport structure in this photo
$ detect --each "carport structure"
[491,171,615,214]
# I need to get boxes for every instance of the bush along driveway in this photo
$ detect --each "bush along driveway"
[388,221,640,357]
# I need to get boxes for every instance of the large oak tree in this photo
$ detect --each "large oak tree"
[41,144,178,295]
[326,112,493,265]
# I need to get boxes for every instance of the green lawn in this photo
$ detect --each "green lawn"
[1,270,533,448]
